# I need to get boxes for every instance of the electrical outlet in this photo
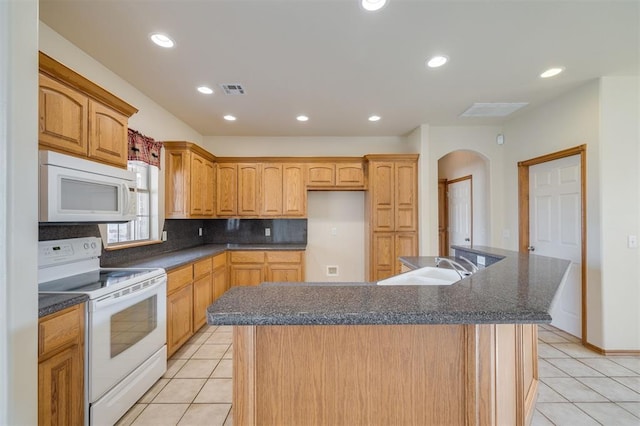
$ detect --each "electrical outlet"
[477,255,486,266]
[265,228,271,237]
[198,227,203,237]
[326,265,339,276]
[628,235,638,249]
[161,231,167,241]
[331,227,337,236]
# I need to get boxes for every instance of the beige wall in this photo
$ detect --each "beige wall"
[598,76,640,350]
[204,135,411,157]
[502,78,640,350]
[39,23,203,143]
[2,1,39,424]
[416,125,505,255]
[306,192,365,282]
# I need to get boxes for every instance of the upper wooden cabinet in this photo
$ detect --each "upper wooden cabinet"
[38,52,137,168]
[367,156,418,233]
[238,164,260,216]
[307,160,365,190]
[261,163,306,217]
[164,142,216,218]
[217,161,307,218]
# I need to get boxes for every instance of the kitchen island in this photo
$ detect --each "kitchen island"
[207,247,570,426]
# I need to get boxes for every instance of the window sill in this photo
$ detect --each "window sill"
[105,239,163,251]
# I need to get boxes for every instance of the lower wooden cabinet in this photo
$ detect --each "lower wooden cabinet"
[167,283,193,357]
[229,250,304,286]
[38,303,84,426]
[167,253,229,357]
[371,232,418,281]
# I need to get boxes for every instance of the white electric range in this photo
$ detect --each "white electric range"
[38,237,167,426]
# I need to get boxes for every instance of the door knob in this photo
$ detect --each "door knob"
[527,246,535,252]
[464,238,470,242]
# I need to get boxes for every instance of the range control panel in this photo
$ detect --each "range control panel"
[38,237,102,267]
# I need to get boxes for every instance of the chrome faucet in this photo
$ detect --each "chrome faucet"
[434,257,472,278]
[458,256,479,273]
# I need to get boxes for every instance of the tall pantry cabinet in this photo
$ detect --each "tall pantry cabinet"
[365,154,419,281]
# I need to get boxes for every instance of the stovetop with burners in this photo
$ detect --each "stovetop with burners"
[38,237,165,299]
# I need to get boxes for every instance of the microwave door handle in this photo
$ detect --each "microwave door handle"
[122,183,130,215]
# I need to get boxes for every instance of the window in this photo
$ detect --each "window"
[103,161,161,247]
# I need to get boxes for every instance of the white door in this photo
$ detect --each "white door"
[448,178,472,255]
[529,155,582,337]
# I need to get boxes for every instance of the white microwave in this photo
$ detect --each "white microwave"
[39,150,137,223]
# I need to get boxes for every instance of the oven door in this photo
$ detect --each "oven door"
[88,275,166,402]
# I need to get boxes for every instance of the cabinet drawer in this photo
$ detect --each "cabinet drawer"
[230,251,265,264]
[39,304,83,358]
[212,253,226,269]
[194,257,212,278]
[167,265,193,294]
[266,251,302,264]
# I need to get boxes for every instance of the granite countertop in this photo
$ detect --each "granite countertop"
[39,293,88,318]
[113,243,307,271]
[207,247,570,326]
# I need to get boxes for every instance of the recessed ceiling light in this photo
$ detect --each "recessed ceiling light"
[361,0,387,11]
[223,115,236,121]
[540,67,564,78]
[197,86,213,95]
[426,55,448,68]
[150,33,175,48]
[296,115,309,122]
[368,115,381,122]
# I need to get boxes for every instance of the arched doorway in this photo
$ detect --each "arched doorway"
[437,150,490,256]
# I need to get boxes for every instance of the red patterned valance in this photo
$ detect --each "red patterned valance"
[128,129,163,168]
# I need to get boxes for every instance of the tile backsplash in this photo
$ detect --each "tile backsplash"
[39,218,307,266]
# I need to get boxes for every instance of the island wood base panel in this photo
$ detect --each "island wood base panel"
[233,323,538,426]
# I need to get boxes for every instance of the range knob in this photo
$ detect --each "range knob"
[84,243,89,249]
[91,242,97,249]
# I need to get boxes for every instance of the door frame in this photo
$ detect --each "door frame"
[438,178,448,256]
[517,145,586,343]
[446,175,473,250]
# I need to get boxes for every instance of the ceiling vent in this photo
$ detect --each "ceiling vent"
[460,102,528,117]
[220,84,246,95]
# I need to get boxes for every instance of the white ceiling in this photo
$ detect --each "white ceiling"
[39,0,639,137]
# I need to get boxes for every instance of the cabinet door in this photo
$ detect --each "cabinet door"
[193,274,212,331]
[395,161,418,232]
[371,232,395,281]
[370,162,395,232]
[88,100,128,168]
[267,264,303,282]
[38,73,89,156]
[336,163,365,188]
[38,345,84,426]
[165,150,190,218]
[261,163,283,216]
[238,164,260,216]
[190,153,215,217]
[283,164,306,216]
[229,264,265,287]
[307,163,335,187]
[167,284,193,357]
[216,163,238,216]
[395,233,418,275]
[212,264,227,301]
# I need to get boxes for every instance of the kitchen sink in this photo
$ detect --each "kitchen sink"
[376,266,461,286]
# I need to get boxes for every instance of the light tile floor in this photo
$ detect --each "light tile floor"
[533,324,640,426]
[116,324,640,426]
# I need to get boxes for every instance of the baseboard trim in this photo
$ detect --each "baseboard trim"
[584,341,640,356]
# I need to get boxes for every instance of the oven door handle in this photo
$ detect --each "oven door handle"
[92,277,166,310]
